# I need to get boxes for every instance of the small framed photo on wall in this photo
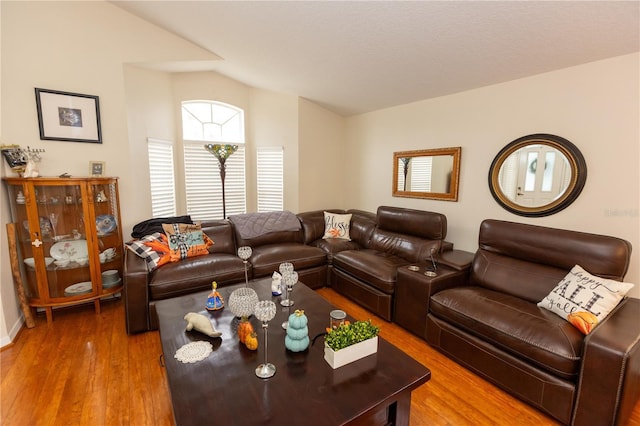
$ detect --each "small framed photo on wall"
[35,88,102,143]
[89,161,105,177]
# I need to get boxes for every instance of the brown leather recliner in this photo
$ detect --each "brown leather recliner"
[330,206,447,321]
[426,219,639,425]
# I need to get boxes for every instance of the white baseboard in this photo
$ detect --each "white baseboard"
[0,314,24,348]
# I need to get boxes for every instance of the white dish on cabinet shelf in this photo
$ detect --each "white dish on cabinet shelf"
[50,240,88,261]
[64,281,92,296]
[24,257,55,268]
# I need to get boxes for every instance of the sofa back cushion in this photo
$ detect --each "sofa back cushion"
[369,206,446,263]
[346,209,377,247]
[375,206,447,240]
[200,220,237,255]
[472,219,632,302]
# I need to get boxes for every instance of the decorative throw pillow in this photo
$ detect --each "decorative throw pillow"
[162,223,214,262]
[537,264,634,334]
[125,232,171,271]
[322,212,352,240]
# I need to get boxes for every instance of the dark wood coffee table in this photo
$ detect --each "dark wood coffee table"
[155,278,430,426]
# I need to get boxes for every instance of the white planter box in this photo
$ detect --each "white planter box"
[324,336,378,369]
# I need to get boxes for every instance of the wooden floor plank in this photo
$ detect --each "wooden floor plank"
[1,290,638,426]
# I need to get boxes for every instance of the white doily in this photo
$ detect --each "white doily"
[175,341,213,364]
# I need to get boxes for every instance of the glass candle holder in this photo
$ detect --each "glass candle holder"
[253,300,277,379]
[280,271,298,308]
[228,287,259,319]
[279,262,294,276]
[330,309,347,330]
[238,246,252,287]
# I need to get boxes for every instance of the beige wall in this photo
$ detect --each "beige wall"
[345,53,639,298]
[298,98,347,211]
[248,89,300,212]
[123,65,176,227]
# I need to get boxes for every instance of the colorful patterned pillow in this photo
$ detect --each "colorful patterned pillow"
[537,264,634,334]
[162,223,214,262]
[125,233,171,271]
[322,212,352,240]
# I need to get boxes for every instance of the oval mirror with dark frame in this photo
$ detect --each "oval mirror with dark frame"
[393,147,461,201]
[488,133,587,217]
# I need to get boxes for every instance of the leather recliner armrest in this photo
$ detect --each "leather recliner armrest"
[438,249,474,272]
[574,297,640,425]
[123,248,151,334]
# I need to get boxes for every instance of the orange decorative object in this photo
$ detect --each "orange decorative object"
[567,311,598,335]
[245,332,258,350]
[237,320,254,344]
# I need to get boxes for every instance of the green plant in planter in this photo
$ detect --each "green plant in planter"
[325,319,379,351]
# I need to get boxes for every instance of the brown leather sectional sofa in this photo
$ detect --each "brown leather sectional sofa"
[124,206,447,333]
[123,210,639,425]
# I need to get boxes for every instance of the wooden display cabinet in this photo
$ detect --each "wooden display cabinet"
[3,177,124,324]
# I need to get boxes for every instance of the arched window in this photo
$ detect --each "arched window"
[181,101,246,220]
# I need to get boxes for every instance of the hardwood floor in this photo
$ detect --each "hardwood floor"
[2,289,639,426]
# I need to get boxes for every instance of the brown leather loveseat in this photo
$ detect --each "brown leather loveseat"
[425,219,639,425]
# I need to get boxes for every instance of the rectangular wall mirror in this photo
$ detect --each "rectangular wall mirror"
[393,147,461,201]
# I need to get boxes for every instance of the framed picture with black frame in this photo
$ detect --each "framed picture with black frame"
[35,88,102,143]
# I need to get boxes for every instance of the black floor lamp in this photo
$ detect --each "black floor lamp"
[205,143,238,219]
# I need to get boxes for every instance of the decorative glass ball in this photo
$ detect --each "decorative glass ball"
[238,246,252,261]
[228,287,259,318]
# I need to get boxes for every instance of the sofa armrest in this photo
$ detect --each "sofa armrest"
[123,249,151,334]
[574,297,640,425]
[438,249,474,272]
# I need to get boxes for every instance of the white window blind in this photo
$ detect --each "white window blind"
[257,147,284,212]
[410,156,432,192]
[183,141,246,220]
[147,138,176,217]
[397,156,432,192]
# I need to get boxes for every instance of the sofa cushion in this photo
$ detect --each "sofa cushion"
[162,223,214,262]
[477,219,631,281]
[148,253,245,300]
[346,209,377,247]
[311,239,361,263]
[538,264,635,334]
[125,232,171,271]
[369,230,441,264]
[376,206,447,240]
[430,286,584,380]
[332,249,410,294]
[249,243,327,278]
[200,220,237,255]
[323,211,352,240]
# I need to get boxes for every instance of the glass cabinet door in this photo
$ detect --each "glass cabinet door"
[91,180,122,291]
[31,182,92,300]
[6,183,40,299]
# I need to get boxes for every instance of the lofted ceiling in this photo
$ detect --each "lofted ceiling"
[112,1,640,116]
